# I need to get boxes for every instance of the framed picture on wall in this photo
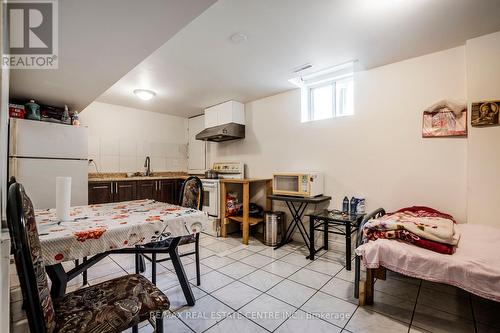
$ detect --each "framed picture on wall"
[471,101,500,127]
[422,108,467,138]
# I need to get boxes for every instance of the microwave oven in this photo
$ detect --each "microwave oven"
[272,173,324,197]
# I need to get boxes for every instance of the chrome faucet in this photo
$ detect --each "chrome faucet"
[144,156,151,176]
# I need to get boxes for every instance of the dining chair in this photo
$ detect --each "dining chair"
[7,182,170,333]
[138,176,204,286]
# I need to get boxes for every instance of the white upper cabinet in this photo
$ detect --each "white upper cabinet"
[204,107,219,128]
[204,101,245,128]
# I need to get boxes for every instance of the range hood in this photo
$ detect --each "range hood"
[195,122,245,142]
[196,100,246,142]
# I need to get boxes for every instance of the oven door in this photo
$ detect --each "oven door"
[202,180,219,217]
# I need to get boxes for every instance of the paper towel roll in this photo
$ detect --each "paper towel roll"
[56,177,72,221]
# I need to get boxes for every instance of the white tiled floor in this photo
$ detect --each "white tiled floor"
[9,232,500,333]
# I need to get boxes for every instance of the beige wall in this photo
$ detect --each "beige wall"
[208,47,469,222]
[466,31,500,226]
[80,102,188,173]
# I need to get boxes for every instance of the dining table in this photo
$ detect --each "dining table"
[35,199,209,306]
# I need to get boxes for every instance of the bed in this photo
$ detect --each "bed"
[354,208,500,305]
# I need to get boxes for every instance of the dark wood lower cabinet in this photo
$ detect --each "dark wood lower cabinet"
[89,178,185,204]
[88,182,113,204]
[136,180,157,200]
[114,181,137,202]
[158,180,177,204]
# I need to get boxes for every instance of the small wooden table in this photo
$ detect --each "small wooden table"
[220,178,272,245]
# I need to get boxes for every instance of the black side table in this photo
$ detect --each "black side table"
[307,210,365,270]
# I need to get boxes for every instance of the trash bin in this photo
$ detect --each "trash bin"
[263,211,285,246]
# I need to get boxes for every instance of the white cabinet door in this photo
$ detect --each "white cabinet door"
[204,107,218,128]
[188,115,206,173]
[215,102,232,124]
[205,101,245,127]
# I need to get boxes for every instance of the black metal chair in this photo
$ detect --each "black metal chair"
[138,176,204,286]
[353,208,386,299]
[7,182,170,333]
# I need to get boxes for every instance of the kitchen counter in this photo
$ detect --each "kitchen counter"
[219,178,271,184]
[88,172,189,183]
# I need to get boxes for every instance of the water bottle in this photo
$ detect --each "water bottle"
[356,198,366,214]
[342,197,349,214]
[350,197,357,215]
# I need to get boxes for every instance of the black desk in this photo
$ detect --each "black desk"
[307,210,365,270]
[268,195,331,250]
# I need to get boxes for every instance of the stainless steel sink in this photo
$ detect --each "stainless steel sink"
[126,173,155,178]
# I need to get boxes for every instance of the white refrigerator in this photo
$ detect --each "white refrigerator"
[8,118,88,209]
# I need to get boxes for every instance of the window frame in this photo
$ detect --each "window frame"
[304,74,353,122]
[308,80,337,122]
[334,76,354,117]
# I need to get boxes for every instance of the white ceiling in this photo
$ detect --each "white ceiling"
[9,0,216,111]
[97,0,500,117]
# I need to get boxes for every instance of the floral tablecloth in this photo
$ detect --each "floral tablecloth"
[35,199,209,265]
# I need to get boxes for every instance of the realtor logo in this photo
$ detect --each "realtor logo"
[2,0,58,69]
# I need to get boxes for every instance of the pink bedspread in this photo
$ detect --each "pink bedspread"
[356,224,500,302]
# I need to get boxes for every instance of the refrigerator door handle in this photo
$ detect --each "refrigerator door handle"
[110,183,113,195]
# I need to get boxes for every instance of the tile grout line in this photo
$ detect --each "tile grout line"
[123,244,478,333]
[270,268,345,333]
[193,240,343,332]
[72,237,403,332]
[34,236,384,332]
[167,310,197,333]
[173,241,279,333]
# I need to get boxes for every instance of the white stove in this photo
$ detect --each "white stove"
[212,161,244,179]
[198,162,244,236]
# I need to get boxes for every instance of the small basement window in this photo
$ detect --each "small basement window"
[292,62,355,122]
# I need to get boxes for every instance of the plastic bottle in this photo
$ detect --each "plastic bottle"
[342,197,349,214]
[350,196,357,215]
[62,105,70,124]
[357,198,366,214]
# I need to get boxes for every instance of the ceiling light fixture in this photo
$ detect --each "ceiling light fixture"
[229,32,248,44]
[133,89,156,101]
